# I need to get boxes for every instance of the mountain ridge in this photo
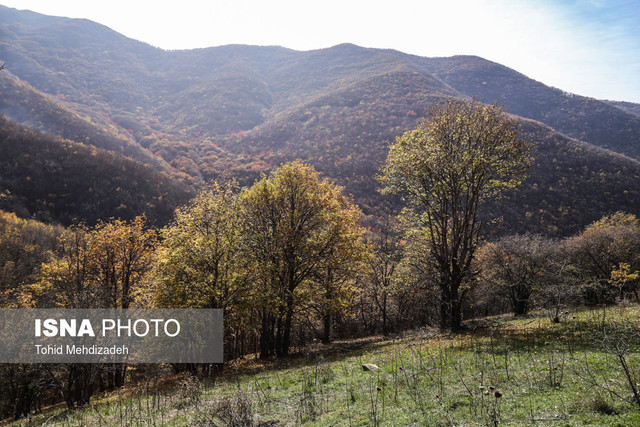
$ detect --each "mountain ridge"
[1,5,640,235]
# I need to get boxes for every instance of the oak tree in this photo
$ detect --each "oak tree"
[152,181,252,359]
[381,99,532,330]
[240,161,366,357]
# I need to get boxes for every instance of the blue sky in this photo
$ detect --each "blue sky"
[2,0,639,102]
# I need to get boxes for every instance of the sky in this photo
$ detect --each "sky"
[2,0,639,103]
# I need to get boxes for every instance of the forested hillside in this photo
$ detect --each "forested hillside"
[0,72,172,171]
[608,100,640,117]
[1,4,640,234]
[418,55,640,159]
[0,116,192,226]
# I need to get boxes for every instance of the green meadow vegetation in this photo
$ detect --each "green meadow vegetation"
[11,306,640,426]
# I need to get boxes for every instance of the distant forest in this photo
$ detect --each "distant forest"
[2,5,640,237]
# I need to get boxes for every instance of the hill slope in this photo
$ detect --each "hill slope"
[20,307,640,426]
[0,116,192,226]
[418,55,640,159]
[2,5,640,234]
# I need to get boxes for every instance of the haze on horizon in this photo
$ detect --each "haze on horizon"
[1,0,639,103]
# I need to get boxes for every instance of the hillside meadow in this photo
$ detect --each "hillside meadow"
[9,306,640,426]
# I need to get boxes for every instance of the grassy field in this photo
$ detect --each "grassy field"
[9,306,640,426]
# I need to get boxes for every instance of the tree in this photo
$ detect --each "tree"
[565,212,640,304]
[240,161,366,357]
[91,216,158,310]
[380,99,533,330]
[32,216,157,404]
[307,229,368,344]
[478,234,554,316]
[0,211,63,307]
[35,216,157,310]
[152,181,251,360]
[366,214,403,335]
[0,213,64,420]
[609,262,639,301]
[153,181,242,310]
[34,225,97,309]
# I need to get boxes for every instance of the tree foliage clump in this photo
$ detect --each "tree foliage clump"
[0,211,64,307]
[151,162,368,358]
[477,234,555,316]
[34,216,157,310]
[564,212,640,304]
[153,181,242,310]
[151,181,254,359]
[381,99,533,330]
[2,216,158,410]
[239,161,367,357]
[475,212,640,321]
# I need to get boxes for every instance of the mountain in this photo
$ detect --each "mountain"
[416,55,640,160]
[607,100,640,118]
[1,5,640,235]
[0,116,192,226]
[0,71,174,171]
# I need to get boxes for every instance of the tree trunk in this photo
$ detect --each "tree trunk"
[278,291,295,357]
[322,312,331,344]
[116,364,126,388]
[439,280,462,331]
[323,272,334,344]
[275,314,284,356]
[510,284,531,316]
[382,291,390,336]
[512,295,530,316]
[259,310,275,358]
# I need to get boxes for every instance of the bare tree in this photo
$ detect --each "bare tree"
[478,234,554,316]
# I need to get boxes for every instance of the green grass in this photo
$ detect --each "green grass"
[8,306,640,426]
